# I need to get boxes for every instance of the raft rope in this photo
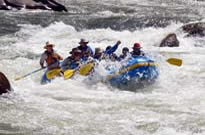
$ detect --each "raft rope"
[106,62,157,80]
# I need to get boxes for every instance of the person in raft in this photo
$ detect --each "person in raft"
[61,48,82,71]
[40,42,63,84]
[77,39,94,57]
[130,42,145,57]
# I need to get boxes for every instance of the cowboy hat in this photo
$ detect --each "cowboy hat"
[44,42,55,49]
[79,39,89,44]
[69,48,78,54]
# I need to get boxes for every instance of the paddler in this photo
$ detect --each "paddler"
[77,39,94,57]
[118,47,130,61]
[40,41,63,70]
[40,42,63,84]
[131,43,145,57]
[61,48,82,71]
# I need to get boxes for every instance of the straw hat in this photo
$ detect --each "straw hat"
[44,41,54,49]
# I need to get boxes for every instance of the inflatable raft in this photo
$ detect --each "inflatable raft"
[105,56,158,90]
[40,56,159,90]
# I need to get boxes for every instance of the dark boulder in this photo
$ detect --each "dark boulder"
[0,0,67,12]
[0,72,11,95]
[34,0,67,12]
[4,0,24,10]
[160,33,179,47]
[182,22,205,37]
[0,0,9,10]
[20,0,48,10]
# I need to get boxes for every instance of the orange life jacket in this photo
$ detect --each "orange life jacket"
[45,51,59,66]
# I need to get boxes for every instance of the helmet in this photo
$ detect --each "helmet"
[133,43,141,49]
[106,46,111,51]
[122,47,129,52]
[95,48,103,54]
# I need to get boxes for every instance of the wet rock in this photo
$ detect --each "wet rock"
[160,33,179,47]
[4,0,24,10]
[0,72,11,95]
[0,0,67,12]
[34,0,68,12]
[182,22,205,37]
[0,0,9,10]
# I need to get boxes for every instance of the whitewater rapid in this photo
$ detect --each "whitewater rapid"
[0,21,205,135]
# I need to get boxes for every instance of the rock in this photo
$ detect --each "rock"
[0,0,67,12]
[0,72,11,95]
[34,0,68,12]
[20,0,48,10]
[182,22,205,37]
[0,0,9,10]
[4,0,24,10]
[160,33,179,47]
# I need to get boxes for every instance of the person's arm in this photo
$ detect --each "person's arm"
[104,41,121,55]
[54,52,63,60]
[88,46,94,56]
[40,53,47,68]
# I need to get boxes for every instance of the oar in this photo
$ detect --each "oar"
[15,68,44,81]
[166,58,182,66]
[46,62,95,80]
[46,69,62,79]
[64,62,94,79]
[79,62,94,75]
[64,69,75,79]
[46,68,76,80]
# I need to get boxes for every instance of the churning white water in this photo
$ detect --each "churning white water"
[1,21,205,135]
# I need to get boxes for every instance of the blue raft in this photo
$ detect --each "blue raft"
[40,56,159,90]
[105,56,159,90]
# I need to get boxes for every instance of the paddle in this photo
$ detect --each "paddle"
[79,62,94,75]
[47,62,95,80]
[64,69,75,79]
[46,69,62,79]
[159,51,183,66]
[64,62,94,79]
[166,58,182,66]
[15,68,44,81]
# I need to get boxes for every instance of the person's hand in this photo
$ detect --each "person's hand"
[116,41,121,45]
[41,65,46,69]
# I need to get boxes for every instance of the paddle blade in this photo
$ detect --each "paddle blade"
[166,58,182,66]
[79,63,94,76]
[15,77,22,81]
[64,69,75,79]
[46,69,62,79]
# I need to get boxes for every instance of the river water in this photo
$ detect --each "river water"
[1,0,205,134]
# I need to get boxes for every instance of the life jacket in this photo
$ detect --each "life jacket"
[131,50,145,56]
[45,51,58,66]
